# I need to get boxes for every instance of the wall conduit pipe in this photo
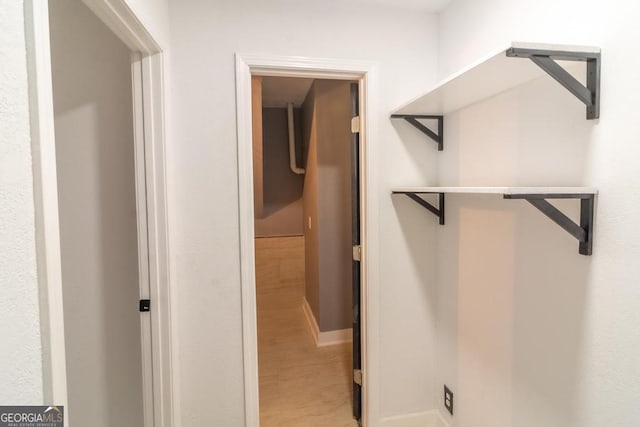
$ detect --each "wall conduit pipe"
[287,103,305,174]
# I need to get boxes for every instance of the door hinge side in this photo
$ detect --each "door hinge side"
[351,116,360,134]
[352,245,361,261]
[353,369,363,386]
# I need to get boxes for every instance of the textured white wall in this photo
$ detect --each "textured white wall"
[0,0,44,404]
[435,1,640,426]
[167,0,439,424]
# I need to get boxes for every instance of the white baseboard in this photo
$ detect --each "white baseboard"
[317,326,352,346]
[380,410,450,427]
[301,298,319,343]
[302,298,352,347]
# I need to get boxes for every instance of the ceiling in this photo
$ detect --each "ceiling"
[262,77,315,108]
[343,0,452,11]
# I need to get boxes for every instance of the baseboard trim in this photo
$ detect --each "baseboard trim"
[302,298,319,343]
[318,327,352,347]
[380,410,450,427]
[302,298,352,347]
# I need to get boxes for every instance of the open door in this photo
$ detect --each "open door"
[351,82,362,423]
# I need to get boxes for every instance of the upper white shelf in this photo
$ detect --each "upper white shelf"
[392,42,601,116]
[391,186,598,196]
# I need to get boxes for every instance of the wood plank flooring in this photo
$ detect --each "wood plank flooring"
[256,237,357,427]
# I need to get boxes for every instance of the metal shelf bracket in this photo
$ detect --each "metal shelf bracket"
[393,191,445,225]
[391,115,444,151]
[394,190,595,255]
[506,47,601,119]
[503,193,595,255]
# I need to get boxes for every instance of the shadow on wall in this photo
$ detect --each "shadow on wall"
[429,195,590,427]
[390,117,441,173]
[511,198,590,426]
[439,76,597,187]
[389,194,440,409]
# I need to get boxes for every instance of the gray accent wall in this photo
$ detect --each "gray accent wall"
[301,80,353,332]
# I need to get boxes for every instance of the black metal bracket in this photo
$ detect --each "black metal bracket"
[393,190,595,255]
[391,115,444,151]
[503,193,595,255]
[393,191,445,225]
[506,47,601,119]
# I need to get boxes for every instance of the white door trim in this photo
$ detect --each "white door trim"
[81,0,161,55]
[24,1,68,410]
[235,54,381,427]
[131,53,155,427]
[136,52,175,427]
[24,1,174,426]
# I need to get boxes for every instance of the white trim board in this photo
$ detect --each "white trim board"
[302,299,352,347]
[131,52,154,427]
[391,186,598,195]
[236,54,379,426]
[82,0,161,54]
[136,51,175,427]
[380,410,450,427]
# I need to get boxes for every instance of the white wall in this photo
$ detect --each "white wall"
[435,1,640,426]
[49,1,144,426]
[0,0,44,404]
[167,0,440,424]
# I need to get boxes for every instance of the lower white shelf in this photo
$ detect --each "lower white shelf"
[391,186,598,195]
[391,186,597,255]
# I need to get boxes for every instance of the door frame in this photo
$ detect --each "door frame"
[235,54,381,426]
[24,1,174,426]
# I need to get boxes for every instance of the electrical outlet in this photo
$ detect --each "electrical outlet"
[444,385,454,415]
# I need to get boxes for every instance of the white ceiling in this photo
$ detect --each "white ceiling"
[343,0,452,11]
[262,77,315,108]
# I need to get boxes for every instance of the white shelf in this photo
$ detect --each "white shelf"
[391,186,598,196]
[392,186,597,255]
[392,42,600,116]
[389,42,601,255]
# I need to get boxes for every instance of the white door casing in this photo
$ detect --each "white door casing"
[235,54,381,426]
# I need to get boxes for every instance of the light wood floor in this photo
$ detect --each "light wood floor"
[256,236,357,427]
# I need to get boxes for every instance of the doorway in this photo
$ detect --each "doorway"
[235,54,376,427]
[47,1,151,426]
[27,0,172,425]
[252,76,359,425]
